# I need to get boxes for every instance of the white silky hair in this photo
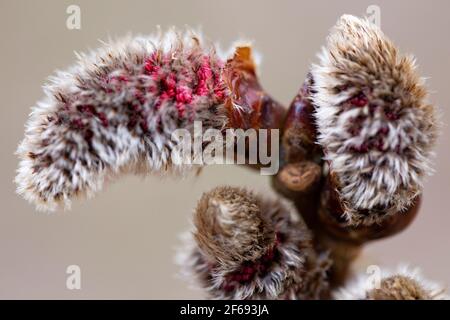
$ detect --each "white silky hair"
[311,15,438,225]
[16,29,227,211]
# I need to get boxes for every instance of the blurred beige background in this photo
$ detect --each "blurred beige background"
[0,0,449,299]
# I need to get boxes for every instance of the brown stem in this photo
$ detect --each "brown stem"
[281,74,322,164]
[272,161,322,227]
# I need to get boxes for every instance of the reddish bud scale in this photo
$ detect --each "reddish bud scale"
[222,47,285,131]
[349,92,368,107]
[281,75,322,164]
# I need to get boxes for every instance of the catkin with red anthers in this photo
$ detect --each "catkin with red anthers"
[16,31,230,211]
[16,29,286,212]
[177,186,331,300]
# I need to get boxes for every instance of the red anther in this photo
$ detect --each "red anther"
[214,88,225,100]
[84,129,94,142]
[97,112,109,127]
[243,266,254,274]
[374,138,385,151]
[359,142,369,153]
[110,75,129,82]
[196,56,213,96]
[379,126,389,135]
[140,121,148,132]
[385,111,399,121]
[350,142,369,153]
[176,87,193,104]
[349,93,368,107]
[71,118,84,129]
[77,104,96,115]
[144,53,160,75]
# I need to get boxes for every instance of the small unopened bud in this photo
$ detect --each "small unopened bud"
[178,186,331,300]
[335,266,447,300]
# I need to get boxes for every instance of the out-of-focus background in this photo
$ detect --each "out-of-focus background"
[0,0,449,299]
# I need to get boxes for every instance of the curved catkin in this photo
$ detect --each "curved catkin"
[310,15,438,225]
[15,31,228,211]
[177,186,331,300]
[334,266,448,300]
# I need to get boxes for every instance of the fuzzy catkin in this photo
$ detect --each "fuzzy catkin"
[311,15,438,225]
[177,186,331,300]
[16,31,228,211]
[334,266,447,300]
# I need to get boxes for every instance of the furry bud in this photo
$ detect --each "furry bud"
[193,186,276,268]
[178,186,331,300]
[335,266,447,300]
[311,15,438,225]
